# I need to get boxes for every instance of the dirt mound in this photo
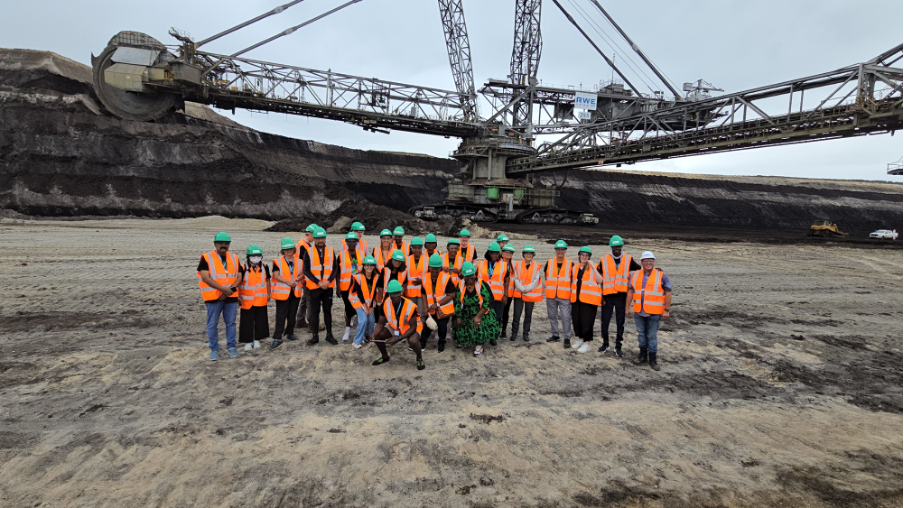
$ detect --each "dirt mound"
[267,199,457,236]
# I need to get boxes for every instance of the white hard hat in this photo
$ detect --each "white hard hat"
[640,251,655,260]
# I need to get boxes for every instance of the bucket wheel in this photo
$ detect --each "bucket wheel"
[92,34,178,121]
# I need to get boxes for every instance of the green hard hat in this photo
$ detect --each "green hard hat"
[345,232,358,240]
[460,261,476,277]
[554,240,568,249]
[487,242,501,253]
[214,232,231,242]
[246,244,263,255]
[579,246,593,254]
[410,237,424,246]
[425,234,437,243]
[609,235,624,247]
[380,228,392,237]
[313,228,327,239]
[523,244,535,253]
[387,279,404,293]
[351,221,366,231]
[393,226,405,236]
[362,255,377,265]
[497,234,509,242]
[428,253,443,268]
[391,250,406,262]
[306,224,318,233]
[448,238,460,245]
[502,244,515,252]
[459,229,471,237]
[280,237,295,250]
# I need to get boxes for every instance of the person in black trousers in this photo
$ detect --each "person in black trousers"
[597,235,641,356]
[269,237,303,350]
[301,228,340,345]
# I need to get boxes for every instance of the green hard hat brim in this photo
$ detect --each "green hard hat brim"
[459,229,471,237]
[448,238,460,245]
[351,222,366,231]
[214,232,231,242]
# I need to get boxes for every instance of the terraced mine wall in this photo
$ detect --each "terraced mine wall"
[1,48,900,236]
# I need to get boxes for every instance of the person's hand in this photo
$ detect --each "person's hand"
[455,317,461,328]
[663,310,670,320]
[428,304,437,313]
[502,296,508,305]
[221,286,235,297]
[412,277,422,286]
[472,315,481,326]
[319,280,329,290]
[625,306,632,317]
[288,281,296,288]
[451,268,460,274]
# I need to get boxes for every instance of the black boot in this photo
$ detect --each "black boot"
[648,352,660,371]
[632,347,648,365]
[563,338,571,349]
[523,334,529,342]
[307,336,319,346]
[325,334,338,345]
[546,335,560,343]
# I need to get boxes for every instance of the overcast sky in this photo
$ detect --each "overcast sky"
[3,0,902,181]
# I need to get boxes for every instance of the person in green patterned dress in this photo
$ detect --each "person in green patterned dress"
[453,262,499,357]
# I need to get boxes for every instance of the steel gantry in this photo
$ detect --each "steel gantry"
[91,0,903,223]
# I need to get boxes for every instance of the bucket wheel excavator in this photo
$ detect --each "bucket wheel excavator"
[90,1,902,223]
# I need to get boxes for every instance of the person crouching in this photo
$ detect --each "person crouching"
[368,280,425,370]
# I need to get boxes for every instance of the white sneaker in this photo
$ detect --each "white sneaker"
[252,340,261,349]
[353,343,363,350]
[244,343,253,352]
[577,342,592,353]
[342,328,351,342]
[571,339,584,350]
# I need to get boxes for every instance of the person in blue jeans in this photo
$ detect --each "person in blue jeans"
[197,232,244,361]
[348,255,382,349]
[626,251,672,371]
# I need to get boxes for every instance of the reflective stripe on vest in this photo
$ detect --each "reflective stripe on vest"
[571,264,602,306]
[631,268,666,314]
[382,266,407,294]
[295,239,312,275]
[348,273,378,310]
[373,247,393,271]
[514,260,543,302]
[198,250,240,302]
[339,247,364,291]
[272,255,302,300]
[238,265,269,309]
[442,252,464,285]
[382,297,422,335]
[479,259,507,301]
[305,246,335,290]
[459,280,484,309]
[424,271,455,315]
[406,255,427,297]
[460,244,476,262]
[544,258,573,300]
[601,253,632,295]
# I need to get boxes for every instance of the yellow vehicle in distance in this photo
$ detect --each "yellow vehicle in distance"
[808,220,848,237]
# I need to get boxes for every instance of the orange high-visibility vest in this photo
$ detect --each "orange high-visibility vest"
[238,264,269,309]
[600,253,633,295]
[442,251,464,285]
[381,266,408,294]
[296,238,312,263]
[513,260,543,302]
[392,240,409,256]
[382,297,423,335]
[197,250,240,302]
[424,271,455,316]
[304,246,335,290]
[571,263,602,306]
[373,247,393,271]
[631,268,666,315]
[348,273,378,310]
[544,258,573,300]
[406,254,427,297]
[459,280,485,308]
[338,247,365,291]
[478,259,508,302]
[461,243,476,262]
[272,255,302,300]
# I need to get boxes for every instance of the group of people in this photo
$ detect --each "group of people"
[197,223,672,371]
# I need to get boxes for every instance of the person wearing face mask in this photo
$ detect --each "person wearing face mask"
[238,245,271,351]
[197,232,243,361]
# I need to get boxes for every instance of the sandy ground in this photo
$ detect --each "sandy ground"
[0,216,900,507]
